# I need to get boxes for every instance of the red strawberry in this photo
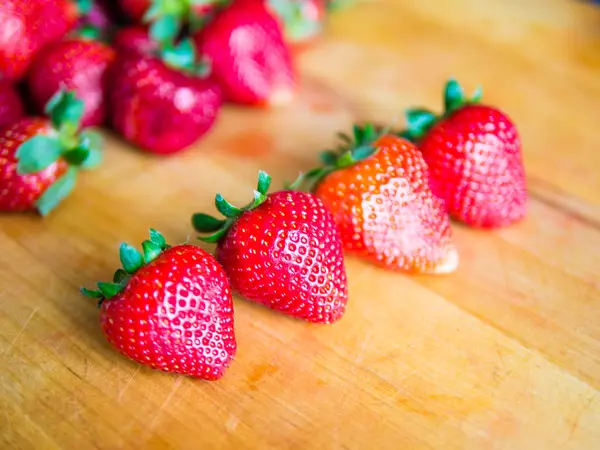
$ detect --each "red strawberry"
[402,79,527,228]
[81,229,236,380]
[0,81,25,129]
[0,90,103,215]
[113,26,159,56]
[27,38,116,128]
[0,0,81,81]
[192,171,348,324]
[193,0,296,106]
[292,125,458,274]
[109,38,222,154]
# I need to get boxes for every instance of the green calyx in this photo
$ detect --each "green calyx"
[75,0,93,15]
[288,123,384,192]
[81,229,171,306]
[192,170,272,243]
[400,78,483,142]
[14,89,103,216]
[158,38,211,77]
[145,0,225,45]
[268,0,322,42]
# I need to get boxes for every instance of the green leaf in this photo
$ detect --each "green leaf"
[15,135,62,175]
[471,85,483,103]
[143,1,162,21]
[142,240,162,263]
[351,145,376,161]
[97,282,123,300]
[192,213,225,232]
[81,147,102,169]
[77,24,102,41]
[149,229,167,249]
[149,14,180,45]
[161,38,196,70]
[113,269,129,284]
[250,190,268,209]
[256,170,272,196]
[63,147,90,165]
[81,287,103,298]
[336,151,355,168]
[215,194,243,218]
[75,0,93,14]
[197,224,232,244]
[35,167,78,216]
[46,90,85,130]
[405,108,437,140]
[119,242,144,274]
[320,151,338,166]
[361,123,377,143]
[44,90,66,116]
[444,78,465,113]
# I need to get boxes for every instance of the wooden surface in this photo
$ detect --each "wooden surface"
[2,0,600,448]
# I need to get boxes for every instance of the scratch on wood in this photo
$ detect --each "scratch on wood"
[11,307,39,346]
[118,366,141,402]
[565,394,596,443]
[354,331,373,365]
[147,376,183,433]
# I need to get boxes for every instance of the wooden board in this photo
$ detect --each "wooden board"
[2,0,600,448]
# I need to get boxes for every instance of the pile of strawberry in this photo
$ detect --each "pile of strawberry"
[0,0,347,214]
[0,0,528,383]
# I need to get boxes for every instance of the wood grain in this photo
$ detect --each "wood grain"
[2,1,600,449]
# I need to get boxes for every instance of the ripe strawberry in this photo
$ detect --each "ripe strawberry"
[0,0,82,81]
[81,229,236,380]
[193,0,296,106]
[113,26,159,56]
[401,79,527,228]
[192,170,348,324]
[108,38,222,154]
[0,81,25,129]
[27,38,116,128]
[292,125,458,274]
[0,90,103,215]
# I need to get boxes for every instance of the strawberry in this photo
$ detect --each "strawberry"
[192,170,348,324]
[0,90,103,215]
[291,125,458,274]
[401,79,527,228]
[193,0,296,106]
[108,38,222,154]
[0,81,25,129]
[27,38,116,128]
[0,0,83,81]
[113,26,159,56]
[81,229,236,380]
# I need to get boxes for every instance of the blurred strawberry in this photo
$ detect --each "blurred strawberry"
[113,26,159,56]
[0,90,103,215]
[27,38,116,128]
[0,0,84,81]
[75,0,114,40]
[0,81,25,129]
[194,0,296,106]
[109,38,222,154]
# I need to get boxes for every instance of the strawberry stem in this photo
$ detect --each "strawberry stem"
[193,170,272,243]
[81,229,171,305]
[287,123,385,192]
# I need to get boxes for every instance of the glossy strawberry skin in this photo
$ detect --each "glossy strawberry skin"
[315,135,457,274]
[419,105,527,228]
[0,0,78,81]
[0,118,68,212]
[194,1,296,106]
[100,245,237,380]
[118,0,148,21]
[113,26,158,56]
[27,39,116,128]
[108,53,222,154]
[0,81,25,129]
[216,191,348,324]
